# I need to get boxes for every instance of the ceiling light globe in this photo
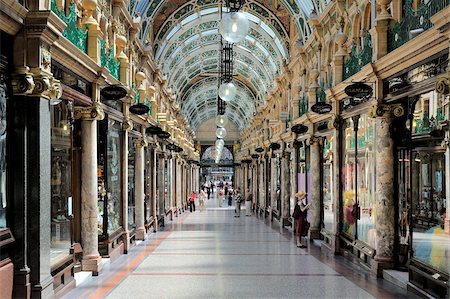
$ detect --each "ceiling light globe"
[215,139,225,148]
[215,115,229,127]
[218,82,237,102]
[216,127,227,139]
[219,11,249,43]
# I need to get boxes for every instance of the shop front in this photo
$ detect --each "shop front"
[339,103,377,265]
[386,54,450,297]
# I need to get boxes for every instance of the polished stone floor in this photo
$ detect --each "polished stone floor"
[61,197,416,299]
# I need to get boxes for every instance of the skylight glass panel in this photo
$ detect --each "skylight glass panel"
[295,0,314,15]
[184,34,200,45]
[255,42,269,57]
[243,12,260,24]
[275,38,286,57]
[136,0,148,14]
[200,7,218,16]
[202,29,218,36]
[166,24,180,41]
[260,23,275,38]
[181,13,198,26]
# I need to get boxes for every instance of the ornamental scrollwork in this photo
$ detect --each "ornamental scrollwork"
[74,102,105,120]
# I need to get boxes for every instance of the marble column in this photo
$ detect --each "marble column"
[77,104,104,275]
[308,136,322,239]
[135,137,147,240]
[158,155,165,217]
[372,111,395,277]
[176,159,181,215]
[121,120,130,253]
[253,163,257,211]
[151,146,158,232]
[270,155,277,220]
[281,151,291,226]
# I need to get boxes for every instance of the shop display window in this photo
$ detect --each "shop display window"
[128,136,135,231]
[341,115,376,244]
[50,102,73,265]
[97,117,122,236]
[144,147,152,221]
[164,160,170,210]
[0,76,6,228]
[322,135,334,231]
[412,151,448,273]
[276,154,281,212]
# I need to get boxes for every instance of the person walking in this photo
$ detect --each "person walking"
[218,188,224,207]
[234,188,242,217]
[245,189,253,216]
[292,191,310,248]
[189,191,196,212]
[199,190,206,212]
[227,187,233,206]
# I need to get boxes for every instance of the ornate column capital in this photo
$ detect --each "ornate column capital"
[122,117,133,131]
[136,137,148,148]
[435,75,450,95]
[442,137,449,150]
[11,67,62,101]
[368,103,404,118]
[74,102,105,121]
[306,136,323,146]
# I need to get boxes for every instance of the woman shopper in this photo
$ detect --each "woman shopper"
[199,190,206,212]
[292,191,310,248]
[189,191,196,212]
[234,188,242,217]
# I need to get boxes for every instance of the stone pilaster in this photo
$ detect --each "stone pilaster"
[158,154,165,217]
[307,136,322,239]
[135,137,147,240]
[74,103,104,276]
[151,145,158,232]
[121,117,131,253]
[369,103,402,276]
[281,151,291,226]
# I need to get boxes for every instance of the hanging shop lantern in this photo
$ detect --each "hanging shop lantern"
[215,138,225,148]
[219,11,249,43]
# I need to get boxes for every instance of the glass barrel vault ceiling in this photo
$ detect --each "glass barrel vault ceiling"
[129,0,331,132]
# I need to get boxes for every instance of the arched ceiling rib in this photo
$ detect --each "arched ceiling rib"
[128,0,333,133]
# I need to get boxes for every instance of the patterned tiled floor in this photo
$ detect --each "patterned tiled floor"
[62,198,416,299]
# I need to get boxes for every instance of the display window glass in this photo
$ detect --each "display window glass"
[0,75,7,228]
[341,115,377,244]
[50,102,72,265]
[266,157,271,208]
[106,120,122,233]
[276,154,281,212]
[164,160,170,210]
[411,151,448,273]
[342,117,356,237]
[322,135,334,231]
[128,136,135,231]
[144,147,152,221]
[97,117,122,236]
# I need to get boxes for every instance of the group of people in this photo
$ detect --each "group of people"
[233,188,253,217]
[188,190,206,212]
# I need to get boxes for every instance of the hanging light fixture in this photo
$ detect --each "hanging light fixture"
[216,115,229,127]
[218,82,237,102]
[216,127,227,138]
[219,6,249,43]
[215,138,225,148]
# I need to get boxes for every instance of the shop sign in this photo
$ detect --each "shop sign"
[255,147,264,153]
[129,103,150,115]
[291,124,309,134]
[146,125,162,135]
[101,84,127,100]
[311,102,332,114]
[251,154,259,159]
[269,143,281,151]
[344,83,373,98]
[157,131,171,139]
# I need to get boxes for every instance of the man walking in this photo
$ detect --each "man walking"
[234,188,242,217]
[245,189,253,216]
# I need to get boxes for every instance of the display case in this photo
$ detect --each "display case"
[50,101,73,266]
[97,116,124,257]
[128,136,136,232]
[322,135,334,232]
